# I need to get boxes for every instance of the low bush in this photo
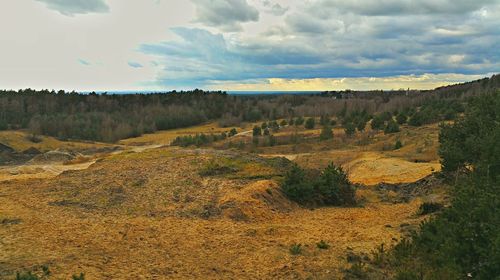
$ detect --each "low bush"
[281,163,356,206]
[417,202,443,215]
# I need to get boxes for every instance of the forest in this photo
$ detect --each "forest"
[0,75,498,143]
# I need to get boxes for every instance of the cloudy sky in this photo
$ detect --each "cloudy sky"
[1,0,499,91]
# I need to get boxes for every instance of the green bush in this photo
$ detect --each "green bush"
[281,163,355,206]
[394,140,403,150]
[252,126,262,136]
[295,116,304,126]
[417,202,443,215]
[371,115,385,130]
[305,117,315,129]
[281,164,313,203]
[319,126,333,140]
[228,128,238,137]
[396,112,407,125]
[384,120,400,134]
[344,122,356,136]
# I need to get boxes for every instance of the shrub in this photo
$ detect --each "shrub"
[228,128,238,137]
[320,126,333,141]
[289,243,303,255]
[371,115,385,130]
[263,128,270,136]
[384,120,400,134]
[295,116,304,126]
[316,240,330,250]
[356,119,367,132]
[261,122,268,129]
[320,115,330,126]
[417,202,443,215]
[396,112,407,125]
[408,112,425,126]
[252,126,262,136]
[394,140,403,150]
[344,122,356,136]
[280,119,287,126]
[305,117,315,129]
[281,164,313,203]
[281,163,355,206]
[315,163,356,206]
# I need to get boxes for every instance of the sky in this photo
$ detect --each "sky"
[0,0,499,91]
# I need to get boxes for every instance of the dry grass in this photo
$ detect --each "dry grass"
[0,130,111,153]
[0,122,445,279]
[0,147,429,279]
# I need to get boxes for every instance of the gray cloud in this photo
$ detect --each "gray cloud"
[313,0,497,16]
[37,0,109,16]
[128,61,143,68]
[262,1,289,16]
[191,0,259,31]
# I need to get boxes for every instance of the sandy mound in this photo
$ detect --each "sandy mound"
[218,180,297,221]
[29,150,75,164]
[345,152,441,186]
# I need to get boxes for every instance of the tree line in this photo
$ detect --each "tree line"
[0,75,497,143]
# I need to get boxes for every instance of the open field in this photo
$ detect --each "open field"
[0,120,446,279]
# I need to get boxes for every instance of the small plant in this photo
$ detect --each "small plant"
[16,272,39,280]
[371,243,387,267]
[289,243,303,255]
[344,261,368,279]
[41,265,50,277]
[228,128,238,137]
[316,240,330,250]
[418,202,443,215]
[394,140,403,150]
[72,273,85,280]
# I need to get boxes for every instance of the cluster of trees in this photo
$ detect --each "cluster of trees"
[281,163,356,206]
[386,91,500,279]
[171,129,237,147]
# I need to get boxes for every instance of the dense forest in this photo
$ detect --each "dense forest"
[0,75,498,143]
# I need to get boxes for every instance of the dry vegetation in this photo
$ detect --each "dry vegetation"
[0,118,448,279]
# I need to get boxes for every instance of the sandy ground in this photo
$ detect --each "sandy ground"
[0,122,442,279]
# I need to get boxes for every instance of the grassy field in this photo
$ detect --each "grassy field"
[0,120,446,279]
